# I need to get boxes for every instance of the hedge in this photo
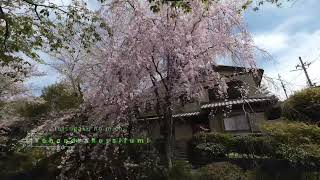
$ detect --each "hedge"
[190,122,320,169]
[282,87,320,123]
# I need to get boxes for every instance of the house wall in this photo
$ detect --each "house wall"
[211,111,267,133]
[223,113,251,131]
[249,112,266,132]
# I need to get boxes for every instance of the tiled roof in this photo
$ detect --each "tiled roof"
[201,97,272,109]
[138,112,200,120]
[172,112,201,118]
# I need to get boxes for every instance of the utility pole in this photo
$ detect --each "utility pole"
[299,57,313,87]
[278,74,288,99]
[291,57,314,87]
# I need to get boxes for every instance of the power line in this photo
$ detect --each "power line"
[291,57,315,87]
[310,52,320,64]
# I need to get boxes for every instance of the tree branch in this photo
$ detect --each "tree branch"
[194,45,215,59]
[22,0,69,14]
[34,4,41,20]
[151,53,169,92]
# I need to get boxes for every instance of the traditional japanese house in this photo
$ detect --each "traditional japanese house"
[133,65,277,147]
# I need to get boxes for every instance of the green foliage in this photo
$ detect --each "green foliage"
[282,87,320,123]
[195,143,226,158]
[191,132,274,156]
[126,144,167,180]
[147,0,295,14]
[265,103,282,120]
[16,101,50,118]
[303,172,320,180]
[192,132,233,146]
[231,135,274,156]
[0,0,108,77]
[191,121,320,168]
[0,148,47,177]
[198,162,253,180]
[261,121,320,145]
[169,160,195,180]
[148,0,195,13]
[41,83,82,112]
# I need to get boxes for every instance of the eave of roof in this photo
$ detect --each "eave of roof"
[201,97,273,109]
[172,112,201,118]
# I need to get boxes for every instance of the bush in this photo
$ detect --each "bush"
[198,162,253,180]
[169,160,195,180]
[265,103,282,120]
[282,87,320,123]
[192,133,274,157]
[231,135,274,156]
[191,133,233,146]
[41,83,83,112]
[195,143,226,158]
[191,122,320,168]
[126,143,167,180]
[16,102,50,117]
[261,121,320,145]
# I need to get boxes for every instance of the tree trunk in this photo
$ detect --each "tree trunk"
[164,54,174,169]
[163,96,173,169]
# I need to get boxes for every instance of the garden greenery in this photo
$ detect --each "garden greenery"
[282,87,320,123]
[41,83,83,112]
[190,121,320,169]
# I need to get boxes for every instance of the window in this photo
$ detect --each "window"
[227,80,244,99]
[223,114,250,131]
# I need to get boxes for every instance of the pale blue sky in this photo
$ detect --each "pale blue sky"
[245,0,320,99]
[26,0,320,99]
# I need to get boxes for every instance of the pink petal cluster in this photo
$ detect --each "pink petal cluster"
[81,0,256,121]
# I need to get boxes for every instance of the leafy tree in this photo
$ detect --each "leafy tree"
[41,82,83,112]
[45,46,86,99]
[0,0,106,80]
[147,0,296,13]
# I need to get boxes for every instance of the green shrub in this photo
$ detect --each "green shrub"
[169,160,195,180]
[191,122,320,168]
[126,143,167,180]
[195,143,226,158]
[261,121,320,145]
[198,162,253,180]
[192,133,233,146]
[265,103,282,120]
[16,102,50,117]
[231,135,274,156]
[282,87,320,123]
[41,83,83,112]
[192,133,274,157]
